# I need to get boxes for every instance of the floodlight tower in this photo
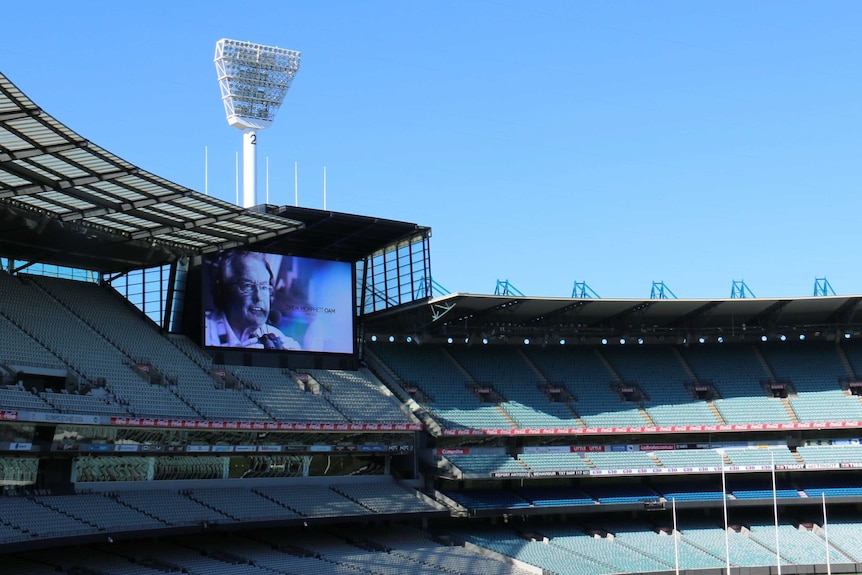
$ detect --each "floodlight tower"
[214,38,301,208]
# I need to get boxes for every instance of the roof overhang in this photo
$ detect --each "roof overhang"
[0,72,302,274]
[249,205,430,262]
[361,293,862,343]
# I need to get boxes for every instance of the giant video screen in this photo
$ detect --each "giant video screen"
[202,250,354,354]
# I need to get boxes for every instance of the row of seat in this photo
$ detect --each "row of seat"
[454,514,862,575]
[0,272,415,427]
[370,341,862,431]
[444,445,862,476]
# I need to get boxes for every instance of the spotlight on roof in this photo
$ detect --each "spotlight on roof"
[761,335,768,342]
[698,337,706,344]
[406,336,413,343]
[779,334,787,342]
[370,335,377,342]
[637,338,644,345]
[601,338,608,345]
[845,333,852,339]
[799,334,806,341]
[482,338,489,345]
[559,338,566,345]
[523,338,531,345]
[447,337,454,344]
[619,338,626,345]
[388,335,395,343]
[717,336,724,343]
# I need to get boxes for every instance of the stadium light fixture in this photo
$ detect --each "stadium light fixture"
[699,337,706,344]
[761,335,768,342]
[717,336,724,343]
[388,335,395,343]
[619,338,626,345]
[601,338,608,345]
[523,338,531,345]
[215,38,301,208]
[799,334,806,341]
[447,337,454,344]
[779,334,787,342]
[559,338,566,345]
[370,335,377,342]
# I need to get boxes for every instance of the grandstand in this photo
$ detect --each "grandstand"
[6,68,862,575]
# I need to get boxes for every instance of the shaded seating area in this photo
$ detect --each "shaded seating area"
[514,486,596,507]
[796,473,862,498]
[445,454,527,476]
[726,476,800,499]
[0,479,442,548]
[442,489,532,510]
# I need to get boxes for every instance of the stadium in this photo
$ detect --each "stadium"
[3,55,862,575]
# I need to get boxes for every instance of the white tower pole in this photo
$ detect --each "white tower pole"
[235,151,239,206]
[772,451,781,575]
[243,131,256,207]
[204,146,209,196]
[822,492,831,575]
[265,155,270,204]
[721,454,730,575]
[672,497,679,575]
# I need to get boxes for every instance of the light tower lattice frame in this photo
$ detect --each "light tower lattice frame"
[215,38,301,207]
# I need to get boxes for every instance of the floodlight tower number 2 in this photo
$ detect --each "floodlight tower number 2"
[214,38,301,208]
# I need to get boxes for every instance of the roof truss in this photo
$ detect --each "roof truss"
[0,72,302,273]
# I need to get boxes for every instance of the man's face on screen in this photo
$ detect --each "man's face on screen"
[224,256,272,333]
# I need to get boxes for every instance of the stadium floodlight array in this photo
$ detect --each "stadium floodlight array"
[214,38,301,208]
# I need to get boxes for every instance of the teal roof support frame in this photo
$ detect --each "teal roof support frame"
[650,281,677,299]
[495,279,524,296]
[813,277,836,297]
[572,281,600,298]
[731,279,756,299]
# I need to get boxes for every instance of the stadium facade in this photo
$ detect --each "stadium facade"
[3,70,862,575]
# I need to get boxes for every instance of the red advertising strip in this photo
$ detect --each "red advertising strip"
[109,417,422,432]
[436,448,470,455]
[439,421,862,436]
[11,413,861,436]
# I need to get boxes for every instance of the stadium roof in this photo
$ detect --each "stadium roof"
[0,71,426,273]
[249,205,430,262]
[362,293,862,342]
[6,66,859,339]
[0,71,304,273]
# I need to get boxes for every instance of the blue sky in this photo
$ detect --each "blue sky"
[2,1,861,299]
